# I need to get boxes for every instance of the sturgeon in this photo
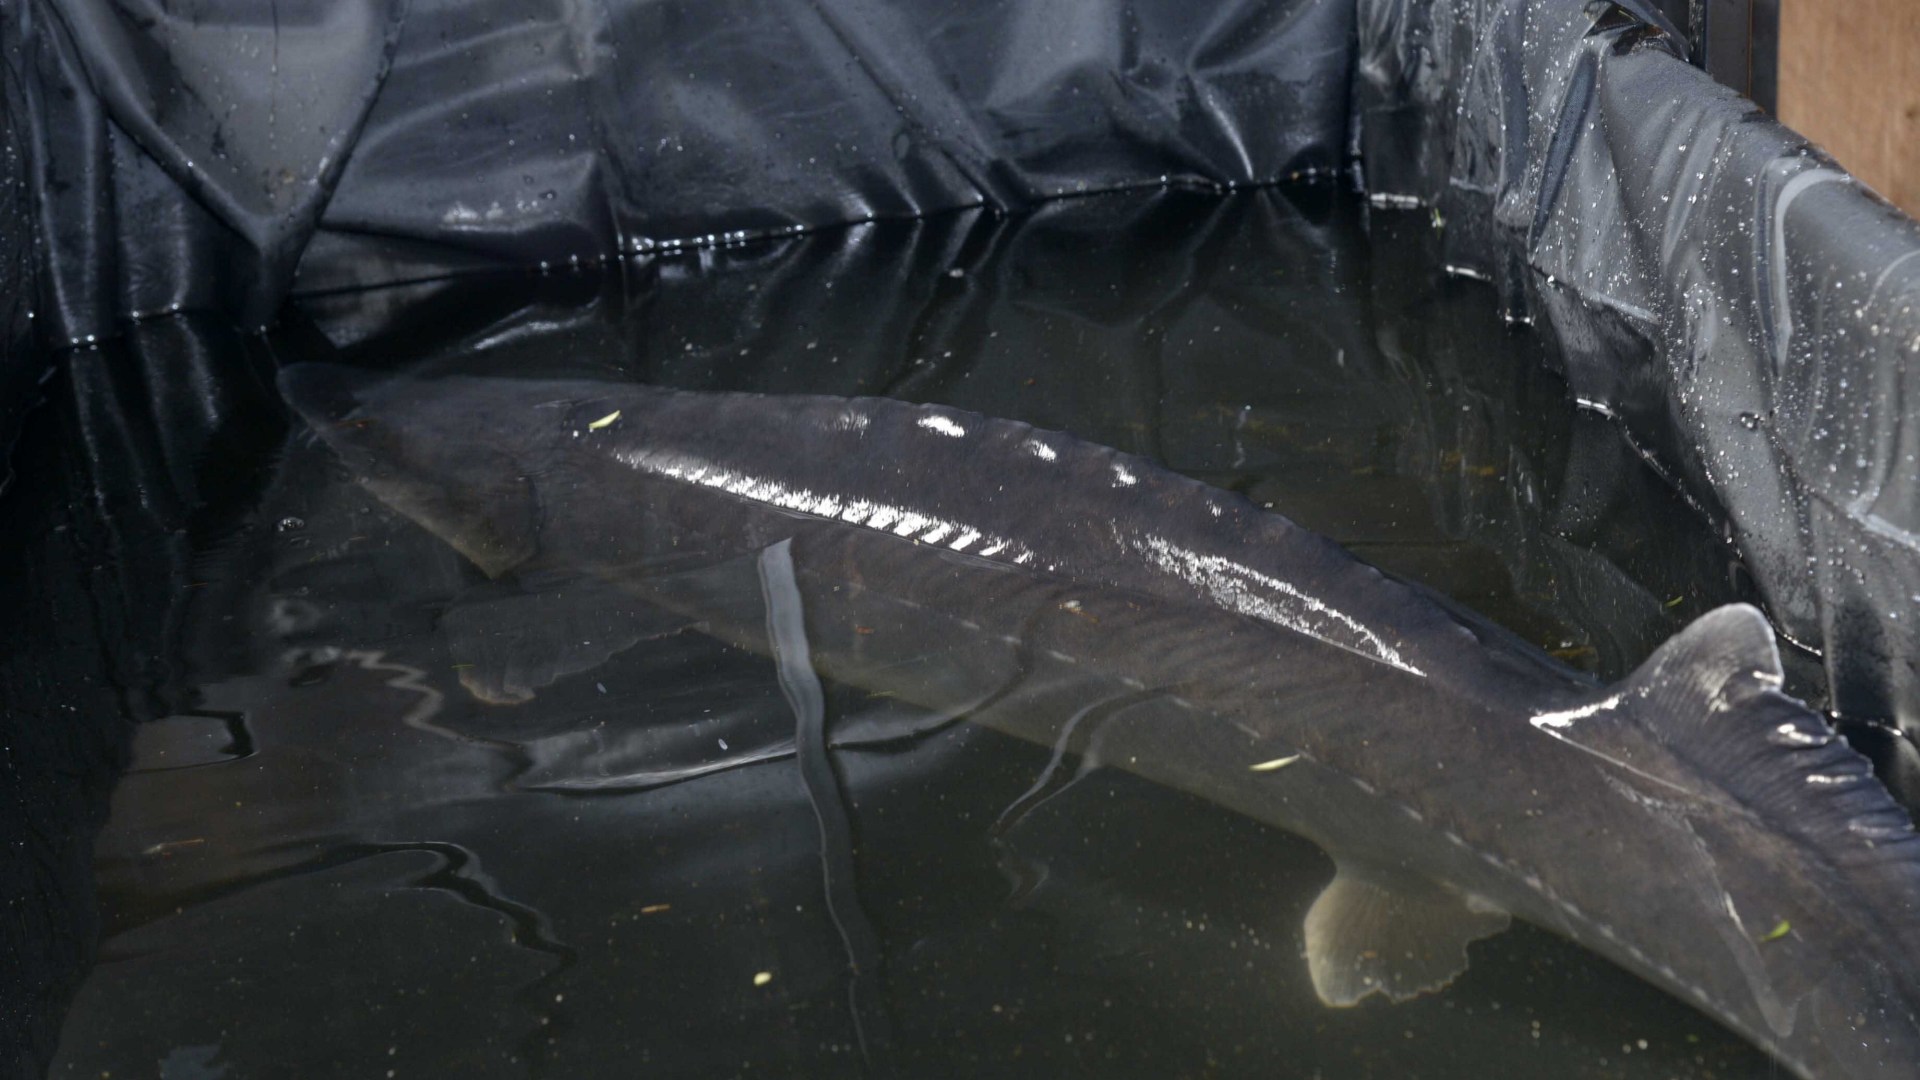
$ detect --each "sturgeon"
[280,364,1920,1079]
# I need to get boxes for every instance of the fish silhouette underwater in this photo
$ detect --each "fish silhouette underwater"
[282,363,1920,1079]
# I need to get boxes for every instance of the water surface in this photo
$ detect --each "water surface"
[42,187,1776,1078]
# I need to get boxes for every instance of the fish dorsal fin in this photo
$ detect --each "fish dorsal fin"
[1535,604,1920,947]
[1303,862,1510,1006]
[1536,605,1912,836]
[1527,603,1808,789]
[1621,602,1792,729]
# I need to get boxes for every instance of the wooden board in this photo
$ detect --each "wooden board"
[1777,0,1920,218]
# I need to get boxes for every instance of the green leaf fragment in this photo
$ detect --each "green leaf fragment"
[1760,920,1791,942]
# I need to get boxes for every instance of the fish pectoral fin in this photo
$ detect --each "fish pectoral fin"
[444,575,695,704]
[1303,861,1510,1007]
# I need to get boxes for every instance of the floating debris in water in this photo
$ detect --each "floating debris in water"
[1760,920,1792,943]
[587,410,622,431]
[752,971,774,987]
[1249,755,1301,772]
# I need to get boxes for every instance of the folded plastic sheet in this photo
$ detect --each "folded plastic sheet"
[4,0,1351,344]
[0,45,38,473]
[1354,0,1920,733]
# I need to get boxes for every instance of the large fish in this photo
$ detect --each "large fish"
[280,363,1920,1079]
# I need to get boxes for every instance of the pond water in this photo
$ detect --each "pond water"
[22,186,1784,1077]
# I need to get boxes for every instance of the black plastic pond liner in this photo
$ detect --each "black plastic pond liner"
[4,0,1916,731]
[1,0,1918,1071]
[1357,0,1920,741]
